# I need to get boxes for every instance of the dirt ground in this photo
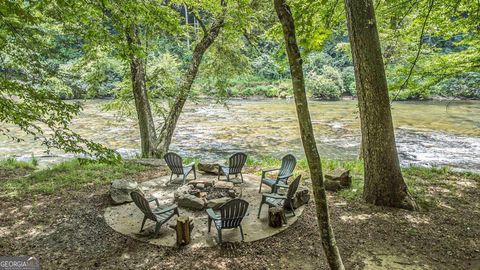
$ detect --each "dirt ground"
[1,169,479,270]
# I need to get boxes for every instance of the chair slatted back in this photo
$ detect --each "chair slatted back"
[220,199,249,229]
[228,152,247,174]
[164,152,184,175]
[285,175,301,205]
[278,154,296,179]
[131,191,157,221]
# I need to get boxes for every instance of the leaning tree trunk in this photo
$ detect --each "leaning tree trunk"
[126,24,157,158]
[274,1,344,269]
[154,16,226,157]
[344,0,416,210]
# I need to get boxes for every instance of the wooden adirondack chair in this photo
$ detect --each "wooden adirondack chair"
[164,152,196,185]
[130,191,179,237]
[207,198,249,243]
[218,152,247,183]
[257,175,301,219]
[259,154,296,193]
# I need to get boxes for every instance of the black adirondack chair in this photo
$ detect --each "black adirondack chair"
[259,154,296,193]
[257,175,301,219]
[218,152,247,183]
[164,152,196,185]
[207,198,249,243]
[130,191,179,237]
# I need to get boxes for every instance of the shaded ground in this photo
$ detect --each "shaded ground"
[1,167,479,269]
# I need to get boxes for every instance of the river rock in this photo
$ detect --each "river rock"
[174,185,194,200]
[324,180,342,192]
[110,179,141,204]
[188,179,214,188]
[198,162,220,175]
[325,168,352,189]
[206,197,231,210]
[293,187,310,209]
[177,194,205,210]
[214,181,234,189]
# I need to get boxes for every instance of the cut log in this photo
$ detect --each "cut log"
[172,215,194,246]
[268,207,287,227]
[293,187,310,209]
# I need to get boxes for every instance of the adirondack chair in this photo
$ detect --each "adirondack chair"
[207,198,249,243]
[218,152,247,183]
[258,154,296,193]
[257,175,301,219]
[164,152,196,185]
[130,191,179,237]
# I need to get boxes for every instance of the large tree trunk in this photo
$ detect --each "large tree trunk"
[344,0,416,210]
[154,16,226,157]
[274,1,344,269]
[126,24,157,158]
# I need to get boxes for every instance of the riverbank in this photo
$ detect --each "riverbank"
[1,158,479,269]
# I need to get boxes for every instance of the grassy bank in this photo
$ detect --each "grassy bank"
[1,157,478,211]
[0,159,151,197]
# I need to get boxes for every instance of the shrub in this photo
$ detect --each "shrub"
[306,71,342,100]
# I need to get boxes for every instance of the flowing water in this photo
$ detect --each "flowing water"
[1,99,479,171]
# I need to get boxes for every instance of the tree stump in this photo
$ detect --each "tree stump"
[268,207,286,227]
[171,215,194,246]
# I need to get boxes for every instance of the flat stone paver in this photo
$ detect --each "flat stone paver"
[104,174,305,247]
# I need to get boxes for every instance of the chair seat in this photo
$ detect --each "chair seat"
[265,196,285,207]
[219,165,229,173]
[206,208,222,229]
[261,178,277,186]
[152,205,177,222]
[183,166,193,174]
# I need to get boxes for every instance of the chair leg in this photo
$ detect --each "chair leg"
[208,217,212,233]
[182,174,187,185]
[140,216,147,232]
[154,222,162,237]
[217,168,221,180]
[169,173,173,184]
[259,181,262,193]
[193,167,196,180]
[226,174,230,182]
[240,173,244,183]
[257,202,263,218]
[218,229,222,244]
[239,225,244,241]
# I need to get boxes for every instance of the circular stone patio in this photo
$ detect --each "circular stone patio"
[104,174,305,247]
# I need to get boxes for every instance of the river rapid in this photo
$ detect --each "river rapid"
[1,99,479,171]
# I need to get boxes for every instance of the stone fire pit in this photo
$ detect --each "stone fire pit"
[174,180,241,210]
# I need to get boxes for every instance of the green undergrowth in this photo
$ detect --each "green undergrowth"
[0,157,38,170]
[0,159,150,197]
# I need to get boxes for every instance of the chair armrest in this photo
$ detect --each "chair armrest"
[185,162,195,167]
[147,197,160,207]
[274,183,289,189]
[152,204,178,214]
[206,208,221,220]
[263,193,287,200]
[262,168,280,173]
[278,173,293,180]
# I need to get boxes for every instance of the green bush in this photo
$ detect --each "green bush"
[306,71,342,100]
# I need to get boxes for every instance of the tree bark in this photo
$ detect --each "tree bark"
[125,24,157,158]
[274,1,344,269]
[154,14,226,157]
[344,0,416,210]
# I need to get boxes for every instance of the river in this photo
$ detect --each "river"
[1,99,479,171]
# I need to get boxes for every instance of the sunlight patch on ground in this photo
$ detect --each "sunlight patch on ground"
[404,214,430,224]
[340,213,372,222]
